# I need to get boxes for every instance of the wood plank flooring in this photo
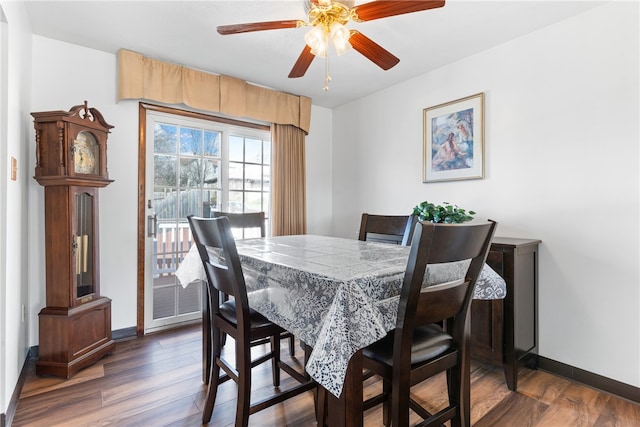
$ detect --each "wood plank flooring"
[12,324,640,426]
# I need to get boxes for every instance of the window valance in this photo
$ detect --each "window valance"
[117,49,311,134]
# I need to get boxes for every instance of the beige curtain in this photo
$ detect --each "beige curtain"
[271,124,307,236]
[117,49,311,134]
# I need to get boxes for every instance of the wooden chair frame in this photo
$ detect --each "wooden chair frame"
[362,220,497,427]
[188,216,315,426]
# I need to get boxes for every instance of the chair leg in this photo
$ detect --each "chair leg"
[288,335,295,357]
[202,327,222,423]
[202,285,212,385]
[316,386,327,426]
[271,335,281,387]
[236,343,252,427]
[382,379,392,427]
[449,350,471,427]
[391,372,411,427]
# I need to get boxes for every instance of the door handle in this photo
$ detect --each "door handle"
[147,213,157,238]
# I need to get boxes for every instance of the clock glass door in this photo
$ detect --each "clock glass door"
[75,191,95,299]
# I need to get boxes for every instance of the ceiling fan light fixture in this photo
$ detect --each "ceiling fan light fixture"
[330,22,352,56]
[304,25,328,58]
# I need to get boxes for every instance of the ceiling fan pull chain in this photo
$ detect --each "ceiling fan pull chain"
[324,54,331,92]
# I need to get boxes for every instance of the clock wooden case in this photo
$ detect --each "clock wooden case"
[32,102,116,378]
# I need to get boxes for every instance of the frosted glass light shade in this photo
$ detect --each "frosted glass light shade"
[330,23,352,56]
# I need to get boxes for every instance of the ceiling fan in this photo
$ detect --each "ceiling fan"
[217,0,445,89]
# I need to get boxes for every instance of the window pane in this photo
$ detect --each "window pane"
[245,164,262,190]
[180,127,202,155]
[264,141,271,165]
[154,124,177,154]
[245,192,263,212]
[245,138,262,164]
[262,192,270,215]
[154,155,177,187]
[178,188,202,218]
[178,283,200,315]
[263,165,271,188]
[203,159,220,188]
[203,190,220,216]
[153,286,176,319]
[229,135,244,162]
[204,130,221,157]
[154,186,177,220]
[179,158,201,187]
[228,162,243,190]
[229,191,243,213]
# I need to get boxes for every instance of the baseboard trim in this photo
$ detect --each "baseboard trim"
[537,355,639,404]
[112,326,138,341]
[2,346,35,427]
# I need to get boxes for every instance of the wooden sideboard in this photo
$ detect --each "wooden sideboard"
[470,237,541,390]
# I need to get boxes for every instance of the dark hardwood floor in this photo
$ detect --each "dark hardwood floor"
[12,324,640,426]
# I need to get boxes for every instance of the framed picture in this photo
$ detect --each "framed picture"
[423,93,484,183]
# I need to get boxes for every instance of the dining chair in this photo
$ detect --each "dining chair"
[361,219,497,427]
[358,213,418,245]
[212,210,296,356]
[187,215,316,426]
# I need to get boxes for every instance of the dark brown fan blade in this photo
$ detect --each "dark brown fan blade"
[289,45,315,78]
[352,0,445,22]
[217,20,302,35]
[349,31,399,70]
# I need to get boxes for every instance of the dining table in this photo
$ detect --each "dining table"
[175,234,506,426]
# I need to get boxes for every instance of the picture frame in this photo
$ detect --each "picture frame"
[423,92,484,183]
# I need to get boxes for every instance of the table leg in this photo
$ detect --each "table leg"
[325,350,363,427]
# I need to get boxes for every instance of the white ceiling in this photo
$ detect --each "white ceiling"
[23,0,606,108]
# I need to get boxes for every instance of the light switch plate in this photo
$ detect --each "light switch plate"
[11,157,17,181]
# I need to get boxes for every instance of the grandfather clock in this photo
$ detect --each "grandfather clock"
[32,101,116,378]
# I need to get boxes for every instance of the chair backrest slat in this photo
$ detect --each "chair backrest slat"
[358,213,417,245]
[414,280,468,325]
[213,211,266,238]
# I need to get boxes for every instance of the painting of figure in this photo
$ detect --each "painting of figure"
[431,107,474,171]
[423,93,484,182]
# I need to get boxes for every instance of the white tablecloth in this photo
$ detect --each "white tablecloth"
[176,235,506,397]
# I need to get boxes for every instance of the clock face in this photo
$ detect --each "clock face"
[73,131,99,175]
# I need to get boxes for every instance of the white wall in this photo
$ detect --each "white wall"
[331,1,639,387]
[0,0,31,417]
[306,105,333,236]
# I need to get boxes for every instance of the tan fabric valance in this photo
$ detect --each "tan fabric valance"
[117,49,311,134]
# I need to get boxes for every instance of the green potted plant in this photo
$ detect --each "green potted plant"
[412,201,475,224]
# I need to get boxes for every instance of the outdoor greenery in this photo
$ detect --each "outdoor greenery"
[412,201,475,224]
